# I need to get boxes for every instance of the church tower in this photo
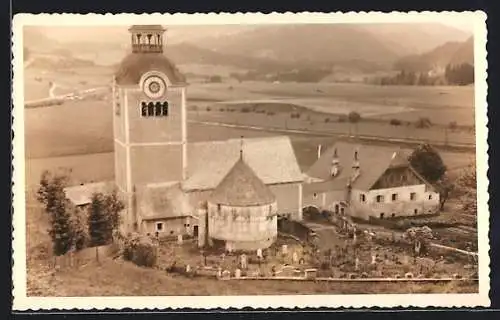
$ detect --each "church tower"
[112,25,188,231]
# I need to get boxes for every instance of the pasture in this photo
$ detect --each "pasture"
[188,81,475,126]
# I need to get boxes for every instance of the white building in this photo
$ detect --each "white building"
[302,142,440,220]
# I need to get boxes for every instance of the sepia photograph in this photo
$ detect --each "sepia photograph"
[11,12,489,309]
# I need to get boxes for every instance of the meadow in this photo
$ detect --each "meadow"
[23,66,476,187]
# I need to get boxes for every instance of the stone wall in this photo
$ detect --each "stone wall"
[207,201,278,250]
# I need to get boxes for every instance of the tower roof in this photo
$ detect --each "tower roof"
[209,157,276,207]
[129,25,166,32]
[115,52,186,86]
[115,25,186,86]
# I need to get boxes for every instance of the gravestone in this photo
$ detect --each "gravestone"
[282,245,288,255]
[240,254,248,270]
[235,268,241,279]
[177,234,183,245]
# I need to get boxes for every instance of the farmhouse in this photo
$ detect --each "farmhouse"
[77,24,303,250]
[302,142,440,220]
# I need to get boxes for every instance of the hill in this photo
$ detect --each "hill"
[191,23,470,66]
[23,24,472,77]
[393,37,474,72]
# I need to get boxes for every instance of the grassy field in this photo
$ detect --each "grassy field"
[188,81,475,126]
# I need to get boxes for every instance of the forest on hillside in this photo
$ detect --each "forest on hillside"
[367,63,474,86]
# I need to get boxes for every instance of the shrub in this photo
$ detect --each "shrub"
[324,118,330,123]
[206,107,211,112]
[241,107,251,113]
[122,233,158,268]
[390,119,402,126]
[348,111,361,123]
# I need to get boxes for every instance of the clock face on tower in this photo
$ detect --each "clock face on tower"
[142,74,167,99]
[139,71,170,118]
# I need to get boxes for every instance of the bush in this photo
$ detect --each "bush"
[324,118,330,123]
[123,233,158,268]
[390,118,402,126]
[348,111,361,123]
[219,108,225,112]
[241,107,251,113]
[206,107,211,112]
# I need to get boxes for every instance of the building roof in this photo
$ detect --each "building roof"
[305,142,412,191]
[209,157,276,206]
[114,53,186,86]
[183,136,304,191]
[129,25,166,32]
[138,182,191,220]
[63,181,113,206]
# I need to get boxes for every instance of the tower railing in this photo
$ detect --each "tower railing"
[132,44,163,53]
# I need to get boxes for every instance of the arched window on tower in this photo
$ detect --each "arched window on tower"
[140,101,169,118]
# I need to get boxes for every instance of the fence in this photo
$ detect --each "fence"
[52,243,119,268]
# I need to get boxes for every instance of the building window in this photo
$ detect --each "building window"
[340,207,345,215]
[156,222,163,231]
[313,193,318,199]
[359,194,366,202]
[391,193,398,201]
[410,192,417,201]
[380,213,385,219]
[428,194,432,200]
[115,102,121,116]
[391,213,396,218]
[141,101,169,117]
[414,209,418,215]
[217,204,221,212]
[376,195,384,203]
[335,204,339,214]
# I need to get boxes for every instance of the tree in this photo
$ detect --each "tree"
[36,171,74,256]
[48,195,74,256]
[435,174,454,211]
[104,190,125,232]
[37,170,69,214]
[409,143,447,183]
[88,193,110,247]
[70,207,89,251]
[88,191,125,247]
[348,111,361,123]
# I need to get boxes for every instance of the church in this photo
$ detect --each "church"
[63,25,441,252]
[110,25,303,250]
